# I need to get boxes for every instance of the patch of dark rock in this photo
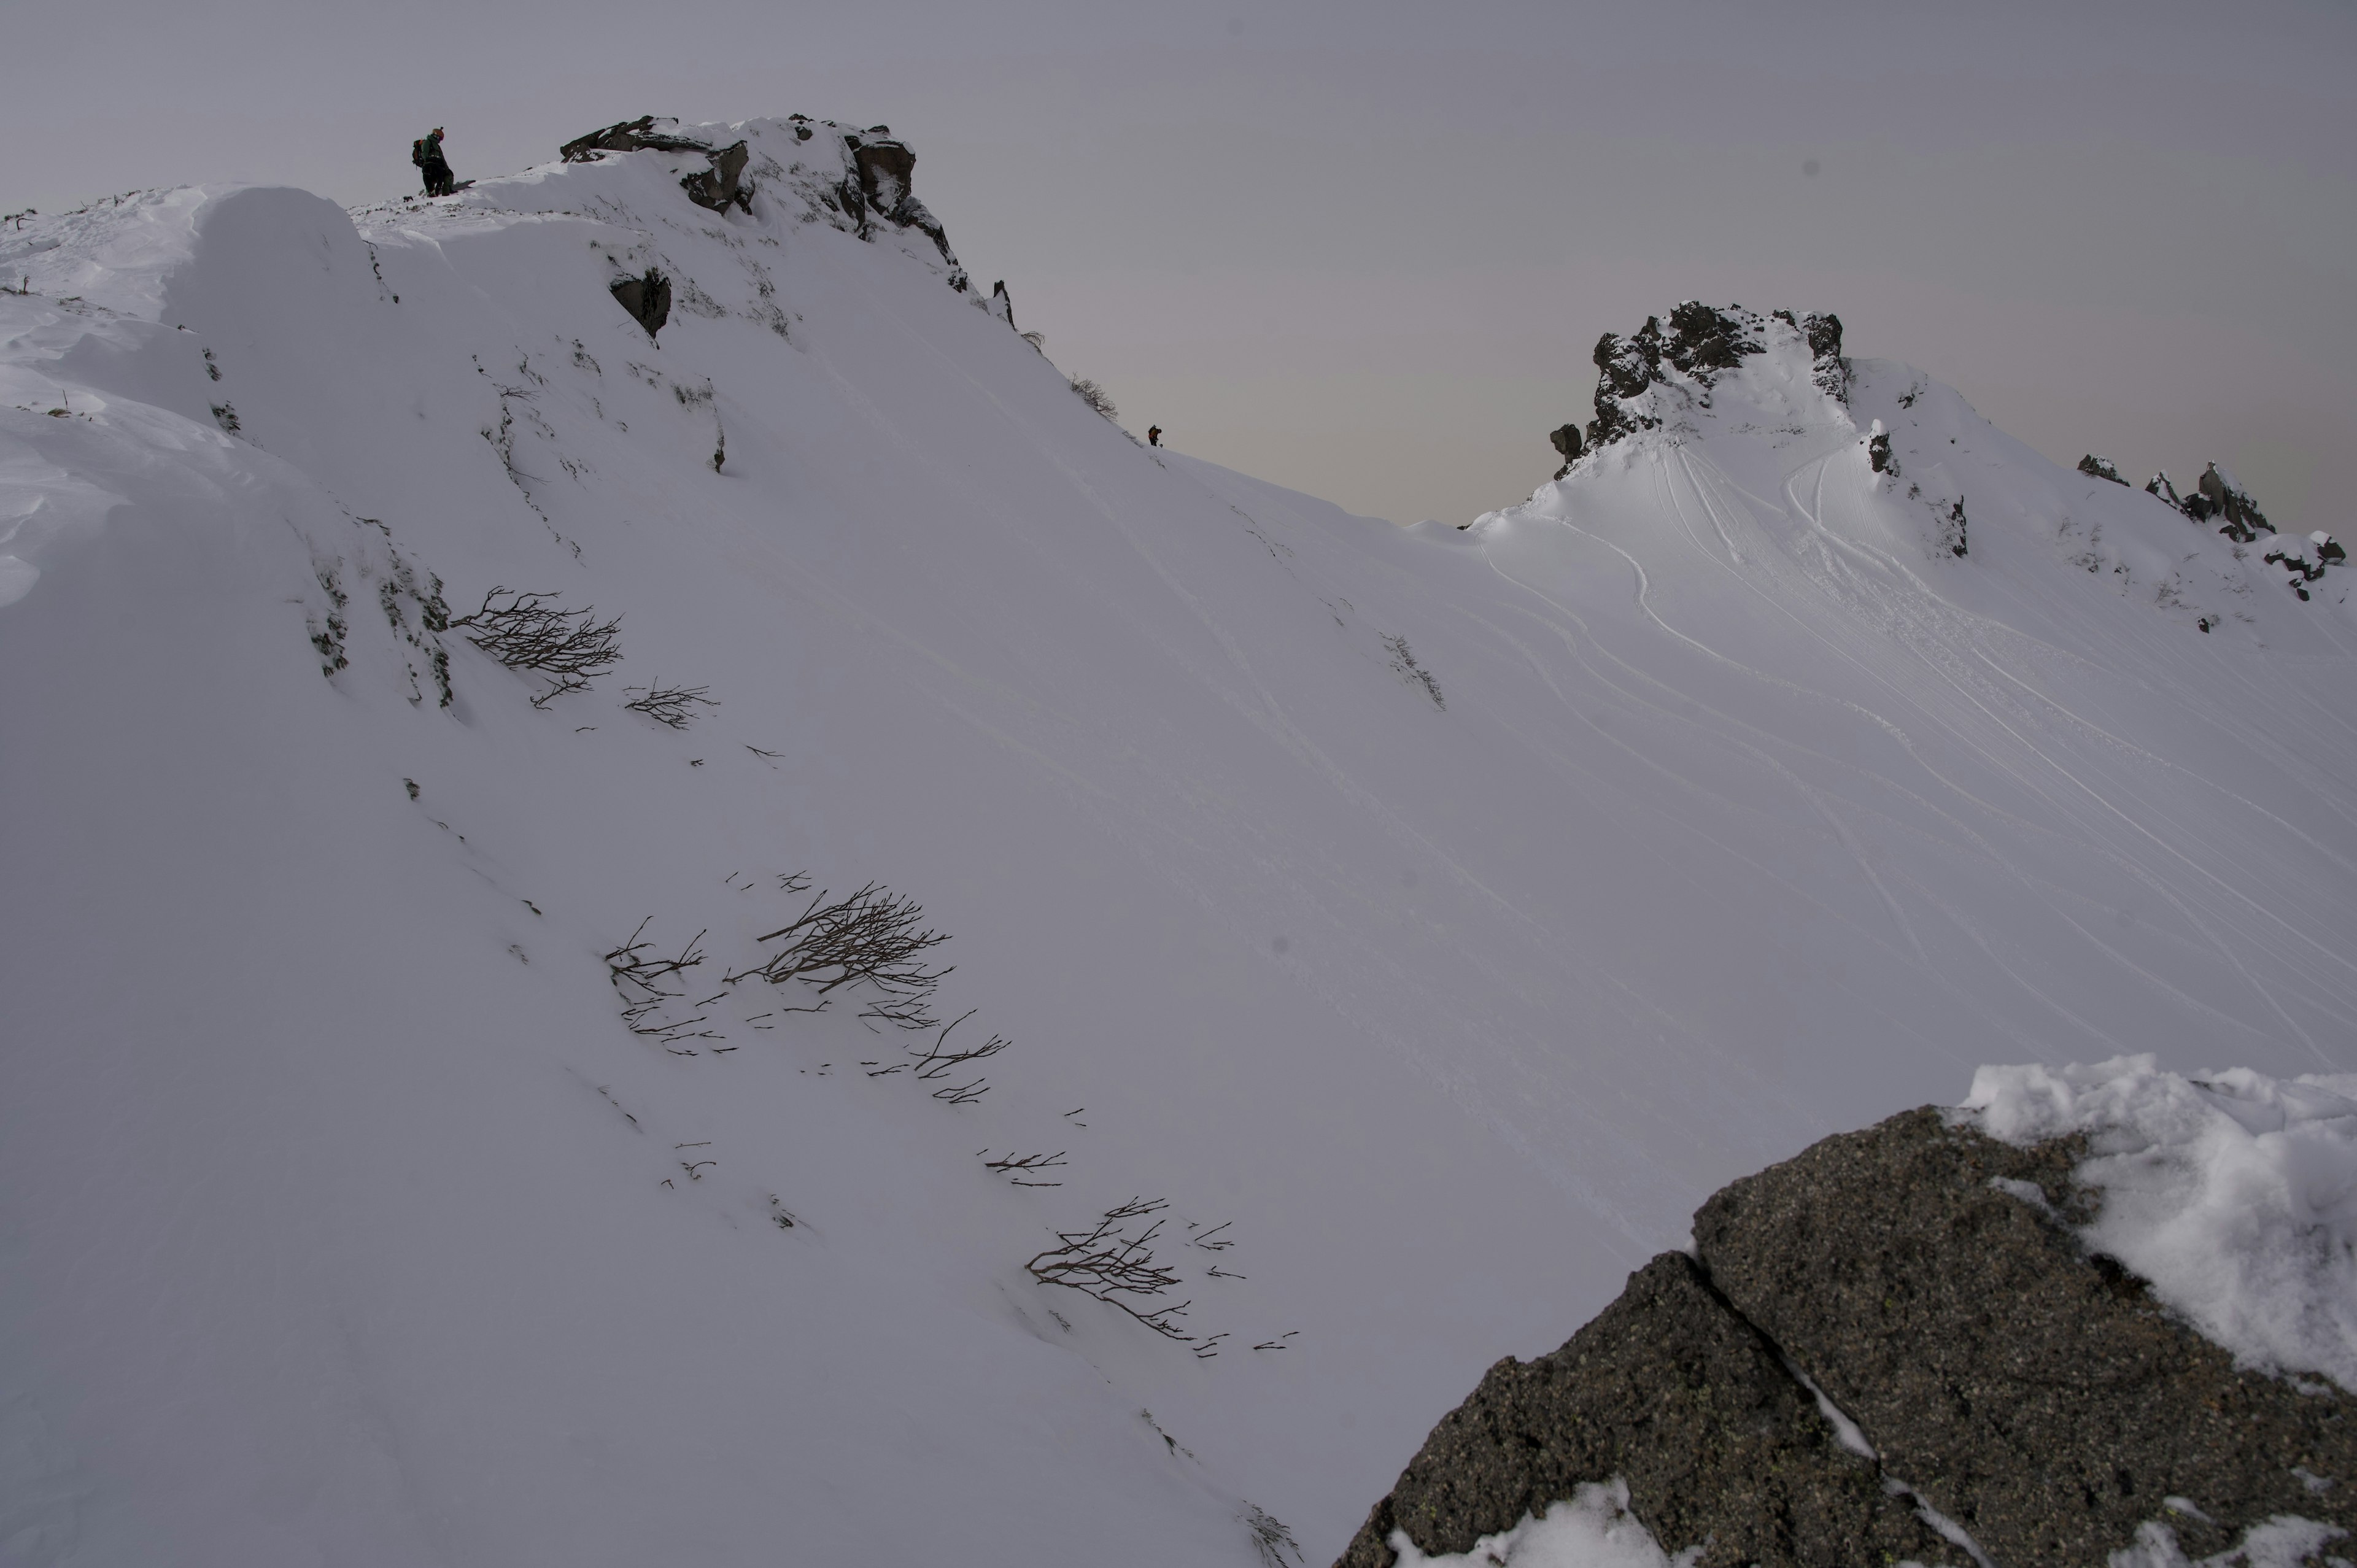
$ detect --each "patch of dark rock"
[680,140,751,212]
[1868,429,1894,474]
[560,115,718,161]
[610,268,671,338]
[560,117,754,214]
[1334,1252,1967,1568]
[2197,462,2272,541]
[1693,1108,2357,1567]
[1663,301,1764,384]
[2078,454,2129,485]
[1548,423,1582,479]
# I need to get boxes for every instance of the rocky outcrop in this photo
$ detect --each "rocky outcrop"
[610,268,670,338]
[2149,462,2274,543]
[1547,423,1582,480]
[2078,454,2128,485]
[1337,1108,2357,1568]
[560,116,754,213]
[1335,1253,1968,1568]
[1584,304,1846,453]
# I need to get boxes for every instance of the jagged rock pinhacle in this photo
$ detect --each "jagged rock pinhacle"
[1333,1253,1967,1568]
[1547,422,1582,480]
[1584,304,1847,454]
[2148,462,2275,543]
[1694,1108,2357,1568]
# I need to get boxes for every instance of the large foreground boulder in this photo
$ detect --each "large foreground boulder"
[1336,1251,1967,1568]
[1339,1108,2357,1567]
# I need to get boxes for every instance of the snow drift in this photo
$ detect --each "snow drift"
[2,119,2354,1566]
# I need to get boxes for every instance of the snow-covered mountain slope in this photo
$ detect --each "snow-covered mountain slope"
[2,121,2352,1567]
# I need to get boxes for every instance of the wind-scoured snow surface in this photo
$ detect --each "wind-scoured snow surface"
[1967,1056,2357,1394]
[2,120,2353,1566]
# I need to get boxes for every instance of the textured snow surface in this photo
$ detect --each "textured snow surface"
[2,118,2355,1567]
[1967,1057,2357,1392]
[1388,1480,1701,1568]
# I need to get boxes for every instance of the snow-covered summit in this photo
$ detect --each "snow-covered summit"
[1506,299,2350,639]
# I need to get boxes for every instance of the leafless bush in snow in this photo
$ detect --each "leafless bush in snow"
[1025,1197,1193,1340]
[450,587,622,702]
[721,875,951,1029]
[1244,1504,1304,1568]
[1069,377,1118,421]
[623,682,718,728]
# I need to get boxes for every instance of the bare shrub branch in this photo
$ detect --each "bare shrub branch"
[722,877,951,1029]
[451,587,622,700]
[603,918,719,1047]
[1069,377,1118,420]
[980,1149,1068,1186]
[1025,1198,1193,1340]
[624,682,718,729]
[908,1010,1009,1078]
[1245,1504,1304,1568]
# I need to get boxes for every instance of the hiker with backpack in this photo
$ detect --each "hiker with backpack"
[411,128,456,198]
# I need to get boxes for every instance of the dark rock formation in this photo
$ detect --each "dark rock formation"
[1663,301,1764,382]
[989,279,1016,330]
[2147,463,2275,544]
[1338,1108,2357,1568]
[1775,308,1849,399]
[1335,1253,1967,1568]
[1868,427,1895,475]
[610,268,670,338]
[2197,463,2272,540]
[1548,423,1582,480]
[680,141,750,212]
[2078,454,2128,485]
[1700,1110,2356,1566]
[561,115,718,161]
[1584,305,1846,454]
[559,117,754,214]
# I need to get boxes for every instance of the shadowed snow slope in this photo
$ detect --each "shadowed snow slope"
[1,122,2353,1567]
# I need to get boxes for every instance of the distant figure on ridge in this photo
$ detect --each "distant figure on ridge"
[1147,425,1162,447]
[412,128,456,198]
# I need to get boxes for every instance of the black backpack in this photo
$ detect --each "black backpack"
[411,139,428,168]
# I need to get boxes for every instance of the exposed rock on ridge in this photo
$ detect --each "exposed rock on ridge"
[1566,303,1846,458]
[562,116,754,213]
[1337,1108,2357,1568]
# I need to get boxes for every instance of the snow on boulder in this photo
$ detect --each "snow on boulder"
[1965,1056,2357,1394]
[1345,1083,2357,1568]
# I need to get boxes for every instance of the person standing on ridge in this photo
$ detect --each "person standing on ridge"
[1147,425,1163,447]
[412,128,456,198]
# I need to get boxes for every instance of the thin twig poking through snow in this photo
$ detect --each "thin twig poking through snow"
[623,682,718,728]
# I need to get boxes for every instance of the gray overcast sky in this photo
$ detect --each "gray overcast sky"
[6,0,2352,530]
